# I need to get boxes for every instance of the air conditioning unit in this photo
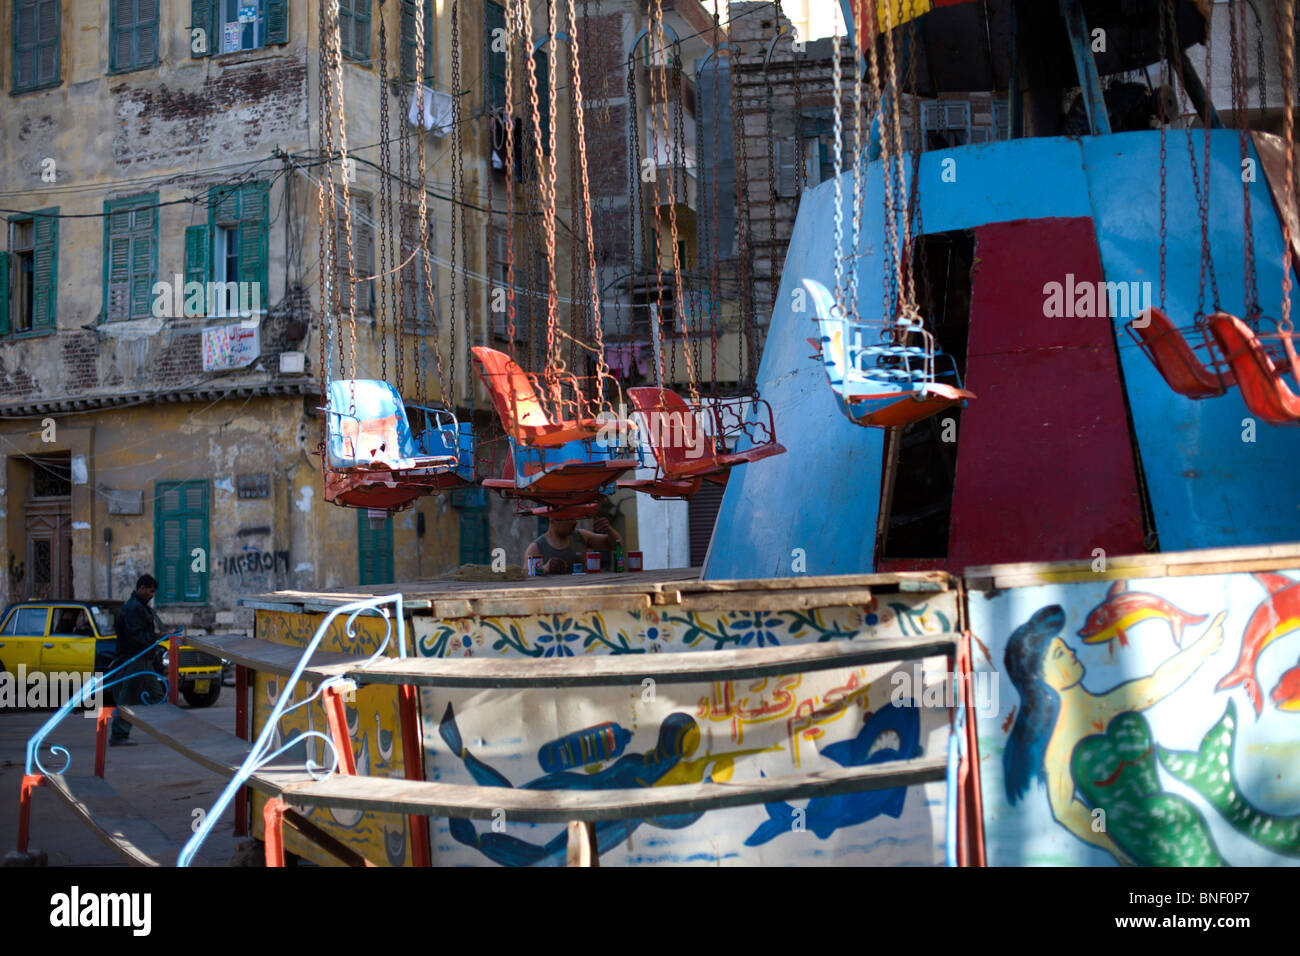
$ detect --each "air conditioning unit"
[279,351,305,375]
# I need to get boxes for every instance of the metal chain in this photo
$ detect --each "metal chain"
[709,11,721,391]
[832,27,844,312]
[450,0,463,407]
[849,18,864,321]
[674,44,700,398]
[1280,0,1296,330]
[396,21,410,397]
[378,8,391,383]
[765,13,779,325]
[566,0,610,409]
[316,0,332,478]
[1158,0,1169,310]
[729,36,755,388]
[504,0,517,345]
[1231,0,1259,320]
[415,0,443,405]
[643,42,669,387]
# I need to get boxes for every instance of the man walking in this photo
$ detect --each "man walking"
[109,574,160,746]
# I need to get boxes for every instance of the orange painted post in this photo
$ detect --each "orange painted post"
[263,798,288,867]
[168,632,180,706]
[321,684,357,776]
[399,684,431,867]
[234,665,249,837]
[957,632,988,867]
[94,707,114,778]
[17,775,44,853]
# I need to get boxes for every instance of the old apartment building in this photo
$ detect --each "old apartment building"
[0,0,591,632]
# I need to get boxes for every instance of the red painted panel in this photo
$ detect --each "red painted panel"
[947,218,1144,570]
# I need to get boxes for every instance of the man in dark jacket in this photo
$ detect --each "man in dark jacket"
[109,574,160,745]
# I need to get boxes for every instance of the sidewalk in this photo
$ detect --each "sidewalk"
[0,695,243,867]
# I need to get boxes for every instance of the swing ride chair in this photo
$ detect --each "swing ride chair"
[1124,307,1237,399]
[475,428,640,519]
[472,346,632,449]
[803,278,974,428]
[1206,313,1300,425]
[620,387,785,489]
[321,380,465,511]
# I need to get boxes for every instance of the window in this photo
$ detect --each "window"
[1,606,48,636]
[12,0,59,91]
[155,480,209,603]
[103,194,157,321]
[400,0,433,82]
[921,100,971,150]
[400,202,435,330]
[336,196,375,313]
[111,0,158,72]
[191,0,286,57]
[182,182,268,317]
[339,0,370,61]
[1,209,58,335]
[488,225,522,340]
[357,510,393,585]
[484,1,506,110]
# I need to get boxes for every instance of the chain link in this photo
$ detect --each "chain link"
[1231,0,1259,321]
[1280,0,1296,330]
[378,8,391,384]
[504,0,517,346]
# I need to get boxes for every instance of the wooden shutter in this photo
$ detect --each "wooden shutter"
[484,1,506,110]
[400,0,415,80]
[344,0,371,61]
[213,185,241,224]
[357,510,393,585]
[265,0,289,45]
[15,0,36,87]
[355,198,374,312]
[32,212,57,331]
[184,224,210,302]
[106,233,131,320]
[155,481,208,603]
[236,184,269,301]
[776,138,798,198]
[131,211,154,318]
[687,482,724,567]
[0,252,9,336]
[137,0,158,67]
[190,0,214,57]
[113,0,135,71]
[36,0,58,85]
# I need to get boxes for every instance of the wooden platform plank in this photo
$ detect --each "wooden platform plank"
[273,754,949,822]
[118,703,313,795]
[348,633,958,687]
[42,775,182,867]
[240,568,952,619]
[183,634,363,680]
[965,542,1300,590]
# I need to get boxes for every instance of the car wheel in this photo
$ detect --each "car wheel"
[182,682,222,708]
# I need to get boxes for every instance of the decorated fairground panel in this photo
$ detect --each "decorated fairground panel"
[413,589,958,865]
[968,570,1300,866]
[251,610,414,867]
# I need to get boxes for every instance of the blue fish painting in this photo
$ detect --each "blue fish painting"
[745,702,922,846]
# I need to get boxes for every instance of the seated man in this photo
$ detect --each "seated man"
[525,515,620,575]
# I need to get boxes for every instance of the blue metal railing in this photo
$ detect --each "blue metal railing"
[25,630,182,777]
[179,594,408,867]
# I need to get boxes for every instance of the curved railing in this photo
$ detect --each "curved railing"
[25,630,182,777]
[178,594,408,867]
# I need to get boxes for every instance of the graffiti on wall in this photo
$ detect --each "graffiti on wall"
[219,549,289,576]
[971,571,1300,866]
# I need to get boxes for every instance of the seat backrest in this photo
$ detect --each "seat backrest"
[326,380,417,467]
[801,278,851,385]
[472,347,553,436]
[1208,312,1300,422]
[628,387,715,473]
[1131,308,1226,396]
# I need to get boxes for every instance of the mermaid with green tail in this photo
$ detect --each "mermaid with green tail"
[1004,604,1227,865]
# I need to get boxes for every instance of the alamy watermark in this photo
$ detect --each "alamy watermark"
[152,275,261,324]
[890,664,998,717]
[1042,274,1151,320]
[0,665,102,716]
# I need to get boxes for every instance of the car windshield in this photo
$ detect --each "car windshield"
[90,606,115,636]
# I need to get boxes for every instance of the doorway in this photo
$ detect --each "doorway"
[25,456,72,600]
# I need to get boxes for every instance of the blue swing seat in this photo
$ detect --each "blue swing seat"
[324,380,459,473]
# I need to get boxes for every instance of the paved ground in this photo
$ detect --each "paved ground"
[0,685,246,867]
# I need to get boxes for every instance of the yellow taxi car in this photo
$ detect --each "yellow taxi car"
[0,601,225,707]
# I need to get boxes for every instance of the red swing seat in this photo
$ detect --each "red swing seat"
[1126,308,1234,399]
[1206,312,1300,425]
[625,387,786,483]
[480,442,630,514]
[616,476,705,499]
[841,382,975,428]
[472,346,632,448]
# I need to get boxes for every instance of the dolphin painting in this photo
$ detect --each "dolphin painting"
[1217,573,1300,715]
[1077,580,1207,652]
[744,702,922,846]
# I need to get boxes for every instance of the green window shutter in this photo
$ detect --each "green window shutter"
[400,0,432,82]
[0,252,9,336]
[104,195,158,321]
[533,51,550,154]
[136,0,159,69]
[112,0,133,71]
[484,1,505,111]
[131,223,154,318]
[32,210,57,331]
[212,185,241,224]
[185,224,210,295]
[190,0,214,58]
[106,235,131,320]
[14,0,61,90]
[236,183,269,303]
[341,0,371,61]
[155,480,208,603]
[357,511,393,585]
[265,0,288,46]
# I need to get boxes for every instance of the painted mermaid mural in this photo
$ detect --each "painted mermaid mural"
[1003,603,1227,865]
[1001,576,1300,866]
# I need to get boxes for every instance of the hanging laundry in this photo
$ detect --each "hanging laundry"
[408,84,455,137]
